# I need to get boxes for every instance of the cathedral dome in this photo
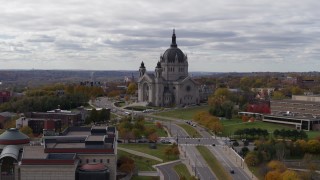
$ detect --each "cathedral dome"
[161,29,186,63]
[163,47,185,63]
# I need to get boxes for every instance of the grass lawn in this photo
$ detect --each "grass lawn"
[196,146,232,180]
[118,150,160,171]
[178,124,202,138]
[144,122,168,137]
[306,131,320,139]
[154,106,210,120]
[118,144,179,162]
[221,119,293,137]
[173,163,193,179]
[220,119,320,139]
[131,176,160,180]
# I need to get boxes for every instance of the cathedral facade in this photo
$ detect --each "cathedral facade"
[138,30,200,107]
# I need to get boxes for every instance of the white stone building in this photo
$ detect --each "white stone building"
[138,30,200,107]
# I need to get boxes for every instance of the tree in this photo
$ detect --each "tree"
[307,140,320,154]
[19,126,33,137]
[118,156,135,174]
[265,170,282,180]
[221,100,234,119]
[245,152,259,166]
[291,86,303,95]
[267,160,286,172]
[272,91,285,100]
[89,108,99,123]
[281,170,299,180]
[148,132,158,143]
[126,83,137,95]
[98,108,110,122]
[275,142,287,161]
[240,147,249,157]
[155,121,163,129]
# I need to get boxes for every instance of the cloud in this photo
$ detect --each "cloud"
[0,0,320,71]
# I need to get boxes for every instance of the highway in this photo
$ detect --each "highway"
[168,123,217,180]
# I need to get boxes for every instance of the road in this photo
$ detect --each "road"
[156,161,180,180]
[195,125,252,180]
[167,123,217,179]
[93,97,252,179]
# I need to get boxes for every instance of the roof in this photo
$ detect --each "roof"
[79,163,108,171]
[0,112,16,118]
[0,128,30,145]
[22,146,47,159]
[0,145,19,160]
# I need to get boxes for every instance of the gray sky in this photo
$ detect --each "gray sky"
[0,0,320,72]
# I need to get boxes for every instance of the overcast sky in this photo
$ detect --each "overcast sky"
[0,0,320,72]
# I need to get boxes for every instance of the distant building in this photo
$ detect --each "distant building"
[17,109,83,134]
[0,126,117,180]
[251,88,275,99]
[80,72,102,87]
[124,73,135,84]
[199,85,213,102]
[0,90,11,104]
[138,30,200,107]
[265,95,320,131]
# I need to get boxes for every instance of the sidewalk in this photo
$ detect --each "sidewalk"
[118,147,163,162]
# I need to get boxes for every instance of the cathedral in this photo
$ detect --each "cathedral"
[138,30,200,107]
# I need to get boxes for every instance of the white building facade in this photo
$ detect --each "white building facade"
[138,30,200,107]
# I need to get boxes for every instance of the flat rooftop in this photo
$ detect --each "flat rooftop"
[23,146,47,159]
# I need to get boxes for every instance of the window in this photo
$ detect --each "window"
[93,159,96,162]
[100,159,103,163]
[107,159,110,163]
[86,159,89,163]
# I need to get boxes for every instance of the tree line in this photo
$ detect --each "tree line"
[0,84,104,113]
[234,128,269,139]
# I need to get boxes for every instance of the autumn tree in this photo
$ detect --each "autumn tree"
[126,83,137,95]
[19,126,33,137]
[272,91,285,100]
[118,156,135,174]
[148,132,159,143]
[244,152,259,166]
[164,143,180,159]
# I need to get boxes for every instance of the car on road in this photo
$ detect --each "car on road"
[230,170,235,174]
[160,139,171,144]
[212,144,216,146]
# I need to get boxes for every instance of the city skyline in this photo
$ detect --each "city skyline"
[1,0,320,72]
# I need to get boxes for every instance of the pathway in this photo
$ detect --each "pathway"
[118,147,163,162]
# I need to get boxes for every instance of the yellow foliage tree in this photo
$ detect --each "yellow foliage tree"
[126,83,137,95]
[267,160,286,173]
[265,170,282,180]
[281,170,299,180]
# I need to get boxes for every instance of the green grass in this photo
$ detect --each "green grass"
[131,176,160,180]
[221,119,293,137]
[196,146,232,180]
[306,131,320,139]
[125,106,148,111]
[154,106,210,120]
[178,124,202,138]
[118,150,160,171]
[220,119,320,139]
[118,144,179,162]
[173,163,193,180]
